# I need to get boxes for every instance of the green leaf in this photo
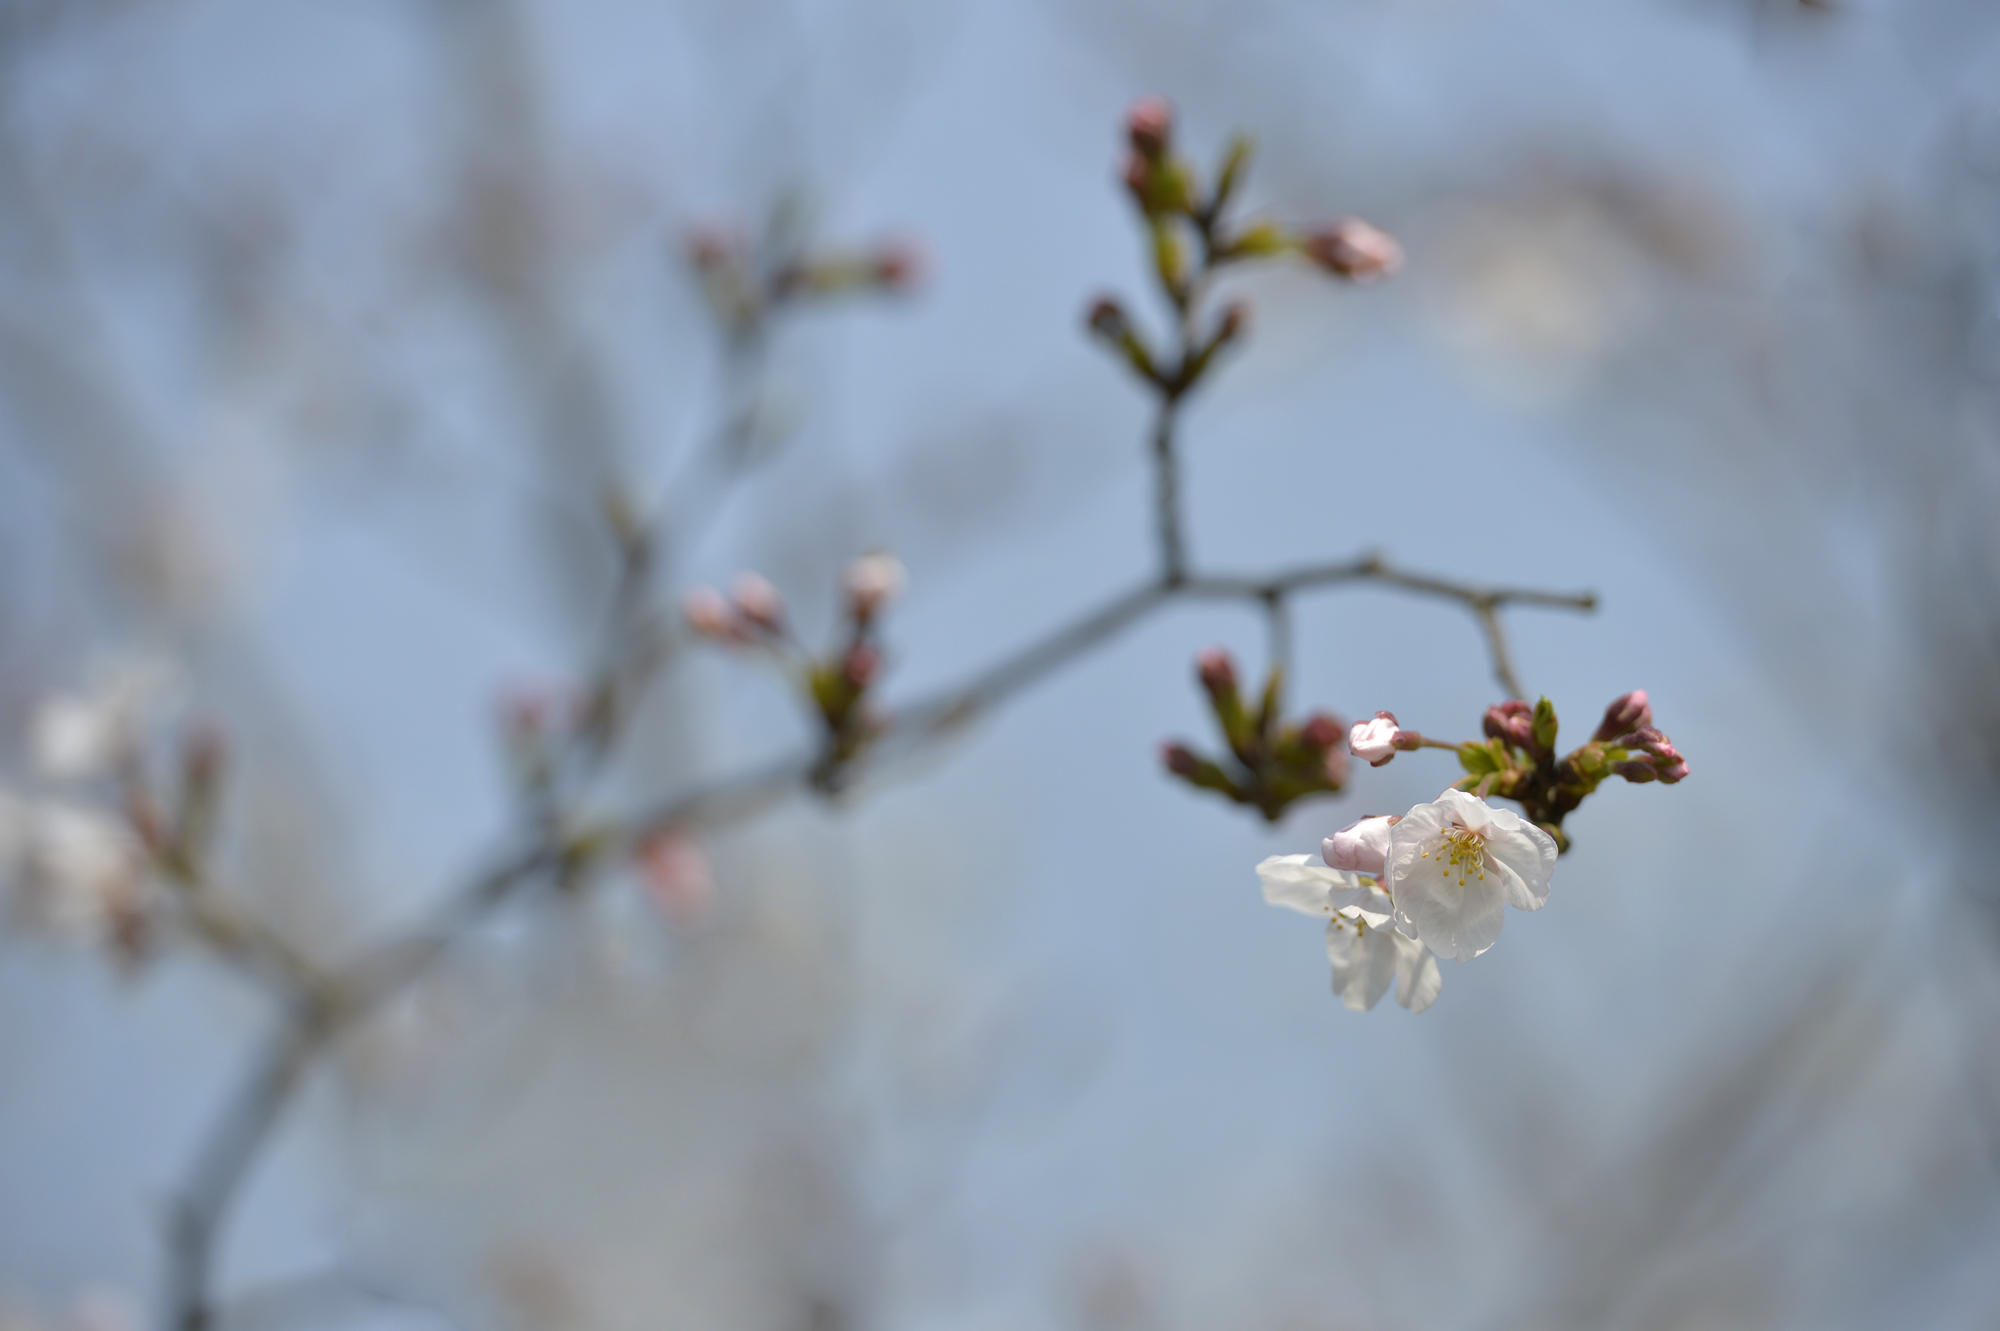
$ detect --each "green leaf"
[1532,696,1560,752]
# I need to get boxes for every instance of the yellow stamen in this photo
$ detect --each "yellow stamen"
[1434,824,1487,886]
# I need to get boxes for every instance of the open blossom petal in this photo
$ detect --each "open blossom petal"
[1325,915,1442,1013]
[1256,855,1393,925]
[1384,790,1557,963]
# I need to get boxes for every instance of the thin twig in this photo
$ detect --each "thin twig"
[1151,401,1186,583]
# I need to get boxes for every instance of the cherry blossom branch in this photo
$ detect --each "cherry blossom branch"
[153,108,1597,1331]
[166,1003,335,1331]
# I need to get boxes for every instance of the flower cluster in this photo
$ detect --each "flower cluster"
[684,552,906,783]
[0,657,186,967]
[1086,97,1401,400]
[1258,690,1687,1011]
[1258,789,1554,1011]
[1159,648,1347,821]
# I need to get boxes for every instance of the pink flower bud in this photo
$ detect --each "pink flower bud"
[1303,218,1403,282]
[639,830,714,925]
[1125,96,1173,158]
[1484,700,1535,750]
[1298,712,1342,750]
[1617,727,1682,764]
[1612,758,1658,783]
[1655,757,1690,784]
[872,238,926,291]
[1195,646,1237,698]
[686,228,735,270]
[682,586,745,642]
[729,571,785,633]
[1349,711,1400,766]
[1323,814,1397,878]
[1593,690,1652,743]
[1088,295,1132,342]
[1160,742,1201,777]
[843,553,905,621]
[843,641,882,690]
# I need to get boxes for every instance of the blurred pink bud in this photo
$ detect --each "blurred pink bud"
[682,586,745,642]
[1088,295,1131,341]
[843,552,906,621]
[843,641,882,690]
[1195,646,1237,697]
[872,238,926,291]
[1125,96,1173,157]
[729,571,785,632]
[1349,712,1401,766]
[1304,218,1403,282]
[639,830,714,925]
[1656,757,1690,784]
[1160,741,1201,777]
[1323,814,1397,877]
[1613,758,1658,783]
[1484,699,1535,750]
[1298,712,1342,750]
[686,228,735,270]
[1593,690,1652,743]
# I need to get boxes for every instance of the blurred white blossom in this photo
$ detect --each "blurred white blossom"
[27,655,179,782]
[0,795,150,943]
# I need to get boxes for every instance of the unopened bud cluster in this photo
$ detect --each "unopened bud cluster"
[1159,647,1348,821]
[684,553,908,784]
[1086,97,1401,403]
[1351,689,1687,852]
[687,226,922,336]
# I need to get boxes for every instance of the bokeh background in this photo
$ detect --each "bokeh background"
[3,0,1999,1328]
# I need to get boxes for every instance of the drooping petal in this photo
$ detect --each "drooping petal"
[1257,854,1339,916]
[1257,854,1388,921]
[1390,933,1443,1013]
[1325,918,1399,1011]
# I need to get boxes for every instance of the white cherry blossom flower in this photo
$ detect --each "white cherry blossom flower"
[1256,854,1442,1013]
[0,795,149,942]
[28,655,178,781]
[1384,789,1557,963]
